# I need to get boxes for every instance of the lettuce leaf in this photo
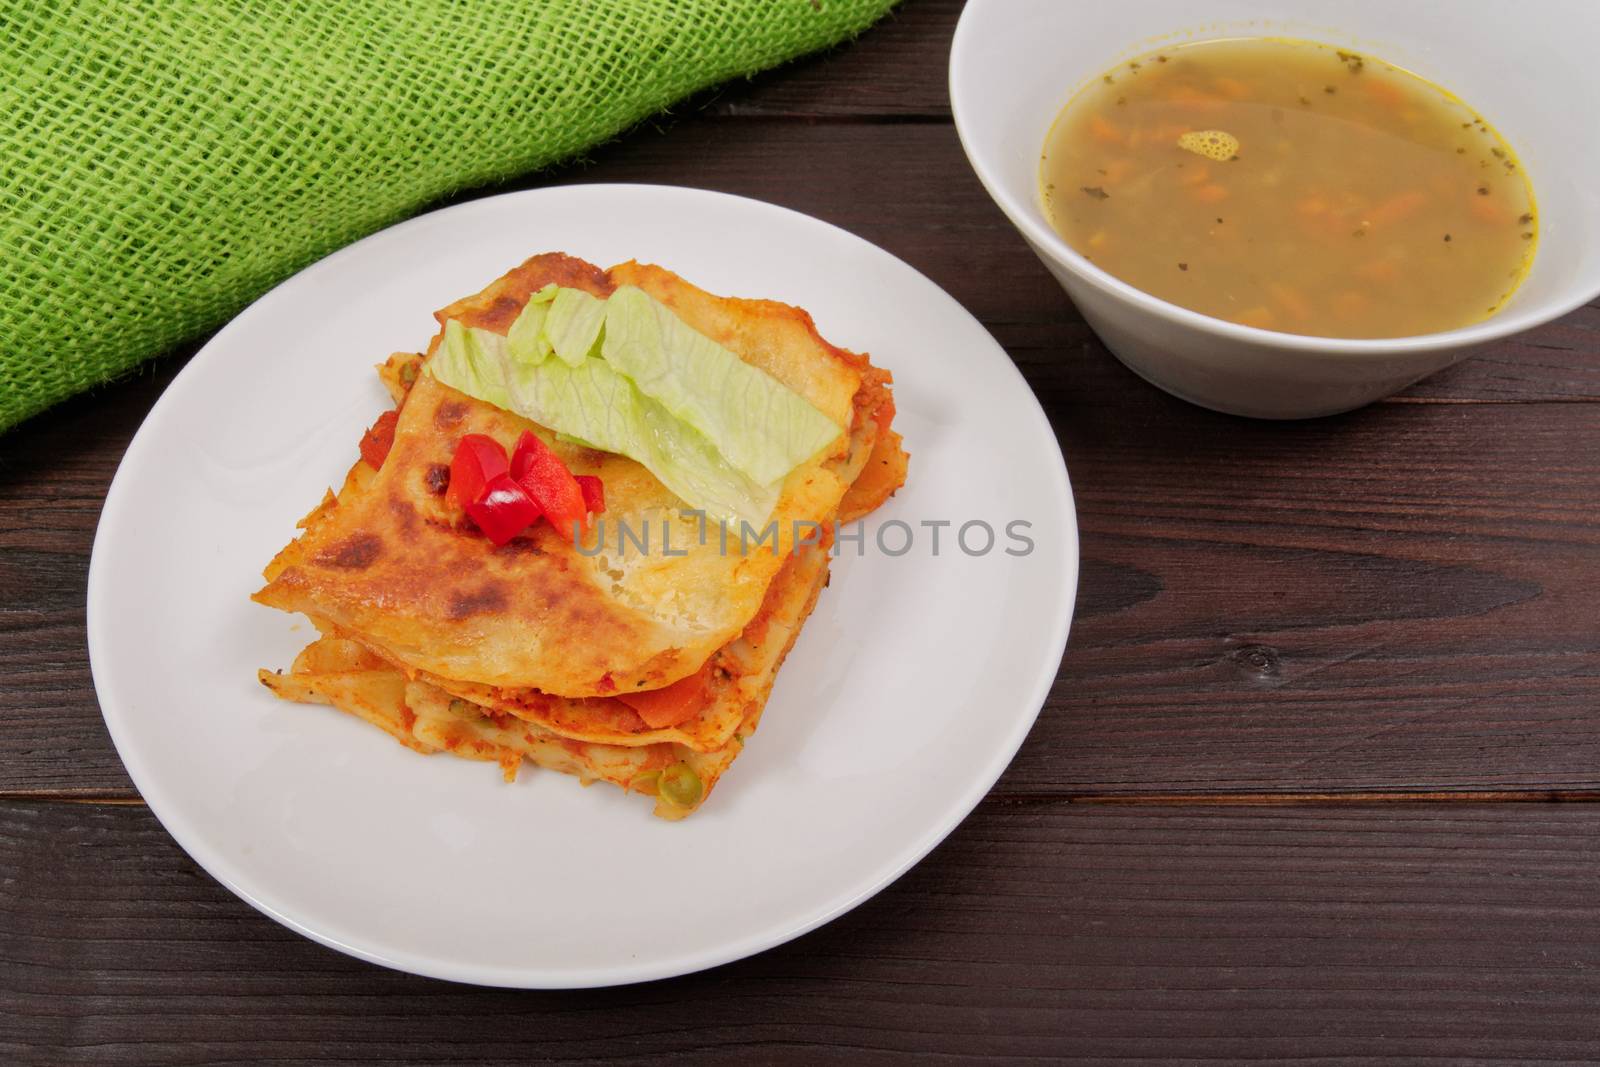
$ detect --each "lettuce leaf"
[504,284,558,365]
[542,286,608,367]
[431,322,779,524]
[426,282,843,524]
[434,320,513,409]
[601,285,843,485]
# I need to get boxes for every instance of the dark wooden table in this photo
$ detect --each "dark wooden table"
[6,2,1600,1061]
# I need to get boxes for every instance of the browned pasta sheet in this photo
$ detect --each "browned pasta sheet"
[254,254,907,817]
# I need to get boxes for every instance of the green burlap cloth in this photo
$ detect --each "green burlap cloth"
[0,0,897,431]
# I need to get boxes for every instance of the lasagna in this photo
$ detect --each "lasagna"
[253,253,907,818]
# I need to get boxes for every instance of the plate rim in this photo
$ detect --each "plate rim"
[86,182,1079,988]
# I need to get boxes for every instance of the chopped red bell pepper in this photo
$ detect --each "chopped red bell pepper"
[464,473,542,546]
[447,434,509,512]
[510,431,589,542]
[358,410,400,470]
[574,475,606,515]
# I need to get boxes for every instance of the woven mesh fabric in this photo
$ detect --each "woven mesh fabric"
[0,0,897,431]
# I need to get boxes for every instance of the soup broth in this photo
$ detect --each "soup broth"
[1041,39,1536,339]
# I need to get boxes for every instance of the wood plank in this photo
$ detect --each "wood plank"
[1006,357,1600,793]
[4,799,1600,1062]
[0,364,179,799]
[4,368,1598,798]
[700,0,960,119]
[2,124,1598,799]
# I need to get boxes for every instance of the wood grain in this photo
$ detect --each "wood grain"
[1009,390,1600,794]
[6,381,1599,798]
[3,122,1599,799]
[4,799,1600,1064]
[702,0,960,119]
[5,2,1600,1053]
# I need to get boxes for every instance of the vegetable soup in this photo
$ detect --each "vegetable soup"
[1041,38,1536,338]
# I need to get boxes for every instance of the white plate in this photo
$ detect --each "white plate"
[88,184,1078,988]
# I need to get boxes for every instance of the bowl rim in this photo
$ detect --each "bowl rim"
[947,4,1600,356]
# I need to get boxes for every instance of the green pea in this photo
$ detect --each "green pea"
[658,762,703,809]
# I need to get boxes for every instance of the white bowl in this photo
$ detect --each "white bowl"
[950,0,1600,418]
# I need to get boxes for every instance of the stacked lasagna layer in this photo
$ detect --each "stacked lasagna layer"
[253,254,907,818]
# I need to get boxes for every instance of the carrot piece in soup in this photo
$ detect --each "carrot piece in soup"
[1214,76,1251,99]
[1102,158,1136,184]
[1333,291,1370,318]
[1470,194,1506,224]
[1365,78,1406,108]
[1266,282,1312,321]
[1367,191,1428,228]
[1169,84,1222,110]
[1297,194,1329,217]
[1088,114,1124,145]
[1356,259,1400,284]
[1233,306,1276,330]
